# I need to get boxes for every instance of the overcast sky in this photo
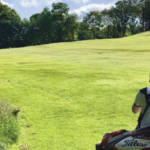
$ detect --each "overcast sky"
[1,0,118,19]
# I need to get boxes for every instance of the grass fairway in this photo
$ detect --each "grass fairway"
[0,32,150,150]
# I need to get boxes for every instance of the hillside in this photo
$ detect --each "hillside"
[0,32,150,150]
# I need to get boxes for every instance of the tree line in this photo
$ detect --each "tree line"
[0,0,150,49]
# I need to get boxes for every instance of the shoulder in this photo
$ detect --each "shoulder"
[135,91,145,100]
[136,88,146,100]
[134,90,146,107]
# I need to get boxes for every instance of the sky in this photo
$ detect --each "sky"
[1,0,118,19]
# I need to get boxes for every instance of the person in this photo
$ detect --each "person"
[132,87,150,129]
[96,87,150,150]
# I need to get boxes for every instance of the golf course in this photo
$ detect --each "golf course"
[0,32,150,150]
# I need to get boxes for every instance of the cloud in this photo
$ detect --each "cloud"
[1,0,13,8]
[49,0,90,5]
[49,0,65,4]
[71,0,90,4]
[49,0,90,4]
[49,0,57,4]
[20,0,38,8]
[70,3,114,17]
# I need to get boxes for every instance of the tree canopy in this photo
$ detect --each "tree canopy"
[0,2,21,48]
[0,0,149,48]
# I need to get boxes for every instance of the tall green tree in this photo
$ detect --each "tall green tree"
[143,0,150,30]
[28,13,41,45]
[78,11,102,40]
[78,21,93,40]
[84,11,103,38]
[101,9,118,38]
[21,18,31,45]
[102,0,143,37]
[63,14,79,41]
[126,0,143,34]
[111,0,131,37]
[27,8,54,45]
[51,2,69,42]
[22,3,79,45]
[0,2,21,48]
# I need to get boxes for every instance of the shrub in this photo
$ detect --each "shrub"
[0,101,19,149]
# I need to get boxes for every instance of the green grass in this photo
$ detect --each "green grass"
[0,32,150,150]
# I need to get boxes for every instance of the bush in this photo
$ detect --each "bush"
[0,101,19,149]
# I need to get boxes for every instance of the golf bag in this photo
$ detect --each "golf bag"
[96,126,150,150]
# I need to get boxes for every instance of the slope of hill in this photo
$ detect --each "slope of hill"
[0,32,150,150]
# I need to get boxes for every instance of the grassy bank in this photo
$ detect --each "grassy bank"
[0,32,150,150]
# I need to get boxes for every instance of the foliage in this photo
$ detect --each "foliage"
[0,2,22,48]
[78,20,94,40]
[0,0,149,48]
[63,14,79,41]
[0,101,19,149]
[47,3,78,42]
[78,11,102,40]
[143,0,150,30]
[101,0,143,38]
[19,3,79,46]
